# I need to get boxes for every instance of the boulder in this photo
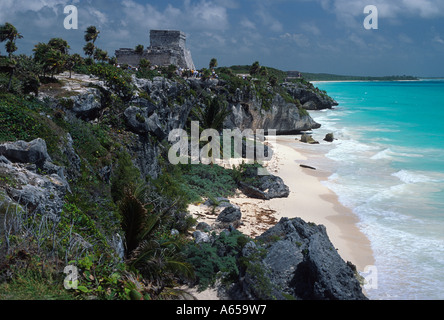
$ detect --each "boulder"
[193,230,211,244]
[216,205,242,228]
[229,217,368,300]
[69,88,102,120]
[0,159,69,218]
[239,168,290,200]
[300,133,319,145]
[0,138,52,166]
[283,82,338,110]
[124,106,166,140]
[196,222,212,232]
[324,133,335,142]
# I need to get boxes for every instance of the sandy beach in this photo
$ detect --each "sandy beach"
[189,135,375,271]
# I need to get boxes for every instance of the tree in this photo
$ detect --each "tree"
[135,44,144,54]
[260,66,268,76]
[0,22,23,91]
[0,22,23,58]
[94,48,109,63]
[108,56,117,66]
[83,42,95,59]
[84,25,100,44]
[65,53,82,78]
[269,75,278,87]
[33,38,70,78]
[193,96,231,132]
[139,58,151,69]
[84,26,100,62]
[250,61,261,76]
[15,54,41,95]
[47,38,70,55]
[209,58,218,69]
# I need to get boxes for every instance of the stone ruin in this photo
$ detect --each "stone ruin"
[115,30,195,70]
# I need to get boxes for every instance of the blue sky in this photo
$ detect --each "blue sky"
[1,0,444,77]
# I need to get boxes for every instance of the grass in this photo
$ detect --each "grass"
[0,269,76,300]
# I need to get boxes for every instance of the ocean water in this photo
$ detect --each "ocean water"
[309,80,444,300]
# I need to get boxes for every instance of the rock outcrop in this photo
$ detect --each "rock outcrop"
[238,166,290,200]
[224,88,321,135]
[282,82,338,110]
[229,217,367,300]
[0,139,70,218]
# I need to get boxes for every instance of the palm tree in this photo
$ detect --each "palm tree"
[84,26,100,63]
[0,22,23,58]
[135,44,144,55]
[48,38,70,55]
[83,42,95,59]
[119,184,194,299]
[0,22,23,91]
[193,96,231,132]
[209,58,218,69]
[33,38,70,78]
[84,26,100,44]
[66,53,82,78]
[250,61,261,76]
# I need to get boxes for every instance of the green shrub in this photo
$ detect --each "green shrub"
[178,163,238,203]
[185,230,250,291]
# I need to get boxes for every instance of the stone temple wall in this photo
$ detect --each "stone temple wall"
[115,30,195,70]
[150,30,186,49]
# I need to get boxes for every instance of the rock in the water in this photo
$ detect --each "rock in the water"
[300,133,319,145]
[324,133,334,142]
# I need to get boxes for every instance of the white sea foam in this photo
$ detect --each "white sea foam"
[392,170,434,184]
[371,148,393,160]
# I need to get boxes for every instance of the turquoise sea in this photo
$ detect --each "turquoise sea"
[308,80,444,300]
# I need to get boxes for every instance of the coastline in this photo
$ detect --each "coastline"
[189,135,375,273]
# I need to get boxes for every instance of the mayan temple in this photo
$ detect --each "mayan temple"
[115,30,195,70]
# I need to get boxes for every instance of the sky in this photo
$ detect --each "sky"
[1,0,444,77]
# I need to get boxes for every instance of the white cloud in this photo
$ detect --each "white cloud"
[300,23,321,36]
[433,35,444,45]
[0,0,67,21]
[240,18,256,30]
[280,32,310,47]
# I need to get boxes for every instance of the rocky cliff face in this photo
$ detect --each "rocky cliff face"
[224,88,321,134]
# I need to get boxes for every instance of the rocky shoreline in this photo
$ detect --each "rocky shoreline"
[1,70,366,300]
